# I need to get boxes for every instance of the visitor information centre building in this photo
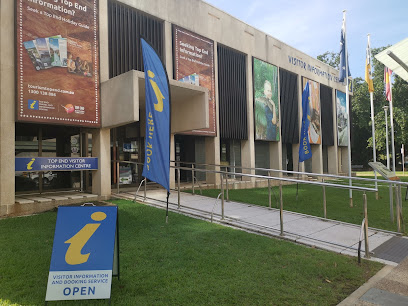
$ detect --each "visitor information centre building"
[1,0,351,216]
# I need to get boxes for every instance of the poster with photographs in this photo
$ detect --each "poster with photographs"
[336,90,348,146]
[253,58,279,141]
[302,78,321,144]
[173,25,216,136]
[16,0,100,127]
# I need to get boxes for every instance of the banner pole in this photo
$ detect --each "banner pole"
[166,192,169,224]
[296,162,300,201]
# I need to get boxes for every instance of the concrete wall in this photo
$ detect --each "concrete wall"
[1,0,352,216]
[0,0,16,216]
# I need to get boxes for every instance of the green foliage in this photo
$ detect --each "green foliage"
[253,58,278,102]
[317,51,340,69]
[318,46,408,167]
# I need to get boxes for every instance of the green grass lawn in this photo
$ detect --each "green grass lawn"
[189,173,408,234]
[0,200,382,305]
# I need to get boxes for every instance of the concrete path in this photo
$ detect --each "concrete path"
[116,189,401,265]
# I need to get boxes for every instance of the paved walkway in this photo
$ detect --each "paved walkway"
[116,189,408,305]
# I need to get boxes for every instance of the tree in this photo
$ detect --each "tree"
[317,51,340,69]
[317,47,408,169]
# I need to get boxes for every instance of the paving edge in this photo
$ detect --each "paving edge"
[337,265,394,305]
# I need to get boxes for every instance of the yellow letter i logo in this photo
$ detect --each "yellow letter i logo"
[64,212,107,265]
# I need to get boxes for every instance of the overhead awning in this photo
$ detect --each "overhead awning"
[100,70,209,133]
[375,38,408,83]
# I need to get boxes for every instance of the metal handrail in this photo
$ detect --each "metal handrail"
[111,159,378,192]
[169,160,408,187]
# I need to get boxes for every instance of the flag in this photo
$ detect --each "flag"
[339,14,351,82]
[299,82,312,162]
[384,67,392,102]
[141,38,171,192]
[365,39,374,92]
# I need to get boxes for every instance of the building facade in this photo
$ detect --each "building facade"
[1,0,351,216]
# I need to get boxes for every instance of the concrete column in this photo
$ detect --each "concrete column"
[341,147,349,174]
[99,0,109,83]
[270,67,283,177]
[293,75,304,174]
[311,144,323,174]
[164,21,176,189]
[92,128,111,198]
[205,41,220,185]
[241,55,255,183]
[0,0,16,216]
[328,88,339,174]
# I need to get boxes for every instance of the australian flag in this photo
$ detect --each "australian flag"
[339,15,351,82]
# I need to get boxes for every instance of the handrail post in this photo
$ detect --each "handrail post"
[398,185,405,233]
[389,182,394,222]
[192,164,195,195]
[221,173,225,220]
[144,176,147,201]
[396,185,401,232]
[323,179,327,219]
[177,168,181,209]
[363,192,370,258]
[268,171,271,209]
[279,181,283,236]
[117,161,120,194]
[226,171,229,202]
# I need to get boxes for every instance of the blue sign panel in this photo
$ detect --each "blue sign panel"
[15,157,98,172]
[45,206,118,301]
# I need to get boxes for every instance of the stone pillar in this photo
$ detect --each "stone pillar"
[328,88,339,174]
[205,41,220,185]
[164,21,176,189]
[293,75,304,174]
[241,55,255,184]
[270,68,283,177]
[0,0,16,216]
[92,128,111,198]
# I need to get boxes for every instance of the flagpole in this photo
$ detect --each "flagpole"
[343,10,353,207]
[367,34,378,198]
[389,75,396,173]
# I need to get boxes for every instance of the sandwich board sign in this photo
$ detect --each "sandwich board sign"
[368,162,400,181]
[45,205,119,302]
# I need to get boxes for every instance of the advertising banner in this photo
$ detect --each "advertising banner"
[16,0,100,127]
[336,90,348,146]
[302,78,321,144]
[45,206,118,301]
[15,157,98,172]
[253,58,279,141]
[141,38,170,192]
[173,25,216,136]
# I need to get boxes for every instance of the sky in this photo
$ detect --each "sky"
[204,0,407,79]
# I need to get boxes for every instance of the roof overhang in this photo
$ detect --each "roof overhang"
[100,70,209,133]
[375,38,408,82]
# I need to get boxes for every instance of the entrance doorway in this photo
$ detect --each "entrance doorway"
[15,123,91,194]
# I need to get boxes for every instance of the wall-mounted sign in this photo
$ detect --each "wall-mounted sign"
[15,157,98,172]
[302,78,321,144]
[45,206,118,301]
[336,90,348,147]
[16,0,100,127]
[253,58,279,141]
[173,25,216,136]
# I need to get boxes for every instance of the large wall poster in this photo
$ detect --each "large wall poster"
[302,78,321,144]
[17,0,100,127]
[253,58,279,141]
[336,90,348,146]
[173,25,216,136]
